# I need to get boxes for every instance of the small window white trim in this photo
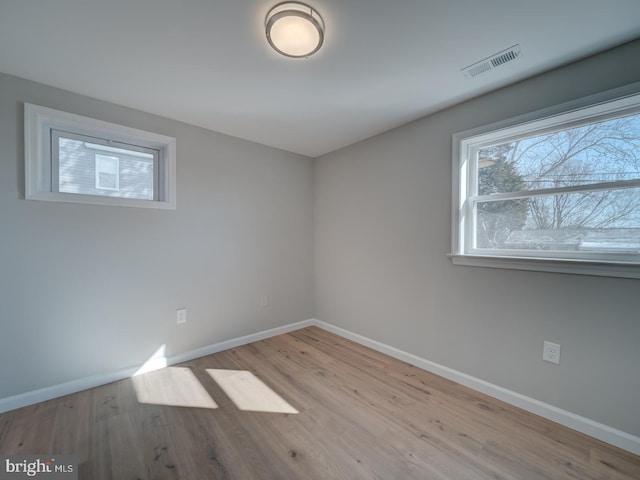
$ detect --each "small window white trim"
[24,103,176,209]
[451,82,640,279]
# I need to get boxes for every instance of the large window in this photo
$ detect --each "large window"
[25,104,176,209]
[451,84,640,278]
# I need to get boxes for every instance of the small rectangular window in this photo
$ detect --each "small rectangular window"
[25,104,176,209]
[451,83,640,278]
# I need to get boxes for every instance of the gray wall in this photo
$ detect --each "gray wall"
[314,40,640,437]
[0,73,314,399]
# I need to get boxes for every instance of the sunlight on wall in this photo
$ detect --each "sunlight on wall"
[133,345,168,376]
[207,369,298,414]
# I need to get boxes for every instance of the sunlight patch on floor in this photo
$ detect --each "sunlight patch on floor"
[207,369,298,414]
[132,367,218,409]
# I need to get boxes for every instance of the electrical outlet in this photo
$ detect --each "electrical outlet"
[177,308,187,324]
[543,341,560,364]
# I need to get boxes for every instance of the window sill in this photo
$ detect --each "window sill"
[26,191,175,210]
[448,254,640,279]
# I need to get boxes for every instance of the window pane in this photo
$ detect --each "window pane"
[95,155,119,190]
[476,188,640,253]
[58,136,155,200]
[478,112,640,195]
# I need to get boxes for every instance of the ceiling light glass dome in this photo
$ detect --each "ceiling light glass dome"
[266,2,324,58]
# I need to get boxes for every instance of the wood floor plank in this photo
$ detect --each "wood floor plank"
[0,399,59,454]
[590,445,640,479]
[50,392,92,462]
[0,326,638,479]
[0,410,15,449]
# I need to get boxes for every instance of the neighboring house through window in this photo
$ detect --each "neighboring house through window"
[94,155,120,192]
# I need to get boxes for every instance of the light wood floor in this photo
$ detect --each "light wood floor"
[1,326,639,479]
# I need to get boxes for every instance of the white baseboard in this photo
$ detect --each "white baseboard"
[167,319,315,365]
[0,366,141,415]
[312,319,640,456]
[1,317,638,456]
[0,319,315,415]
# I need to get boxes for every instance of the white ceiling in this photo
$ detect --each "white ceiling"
[1,1,639,157]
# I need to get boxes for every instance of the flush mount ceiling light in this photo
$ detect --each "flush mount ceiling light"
[265,2,324,58]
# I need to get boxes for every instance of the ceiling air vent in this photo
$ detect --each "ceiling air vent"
[462,44,522,78]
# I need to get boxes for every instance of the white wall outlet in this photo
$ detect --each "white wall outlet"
[543,341,560,364]
[260,294,270,308]
[176,308,187,324]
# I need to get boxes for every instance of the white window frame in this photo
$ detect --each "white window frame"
[25,103,176,209]
[450,82,640,279]
[94,155,120,191]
